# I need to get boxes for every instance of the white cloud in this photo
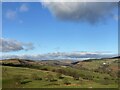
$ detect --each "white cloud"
[5,3,29,21]
[0,38,34,52]
[19,4,29,12]
[42,2,117,24]
[6,10,17,20]
[41,0,119,2]
[1,51,116,60]
[3,0,119,2]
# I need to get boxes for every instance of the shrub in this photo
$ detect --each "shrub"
[73,72,80,80]
[87,75,93,80]
[96,76,99,79]
[31,73,42,80]
[36,78,42,80]
[46,74,57,82]
[52,69,56,72]
[63,78,71,85]
[56,73,64,79]
[50,79,58,82]
[41,67,49,71]
[20,80,32,84]
[56,69,66,74]
[111,78,114,80]
[104,77,109,80]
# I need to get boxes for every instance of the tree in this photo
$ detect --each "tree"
[100,77,110,85]
[63,78,71,85]
[56,73,64,79]
[73,72,80,80]
[46,74,57,82]
[87,75,93,80]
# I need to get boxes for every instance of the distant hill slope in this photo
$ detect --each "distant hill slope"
[1,57,119,72]
[1,56,119,65]
[111,56,120,59]
[0,58,73,67]
[73,58,119,74]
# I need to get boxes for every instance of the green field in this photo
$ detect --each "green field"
[1,58,119,88]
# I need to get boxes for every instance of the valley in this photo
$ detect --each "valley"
[1,57,119,88]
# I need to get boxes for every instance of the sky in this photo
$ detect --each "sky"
[1,1,118,60]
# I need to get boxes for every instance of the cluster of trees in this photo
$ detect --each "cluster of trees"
[14,75,32,86]
[45,74,57,82]
[52,68,80,80]
[94,63,110,73]
[52,68,95,80]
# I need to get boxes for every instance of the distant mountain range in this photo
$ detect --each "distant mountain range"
[0,56,119,67]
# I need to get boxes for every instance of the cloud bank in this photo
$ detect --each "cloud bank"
[0,38,34,52]
[42,2,117,24]
[1,51,116,60]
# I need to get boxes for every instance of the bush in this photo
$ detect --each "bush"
[20,80,32,84]
[46,74,57,82]
[56,69,66,74]
[56,73,64,79]
[40,66,52,71]
[82,75,93,80]
[96,76,99,79]
[111,78,114,80]
[104,77,109,80]
[50,79,58,82]
[31,73,42,80]
[73,72,80,80]
[41,67,48,71]
[36,78,42,80]
[63,78,71,85]
[100,77,110,85]
[87,75,93,80]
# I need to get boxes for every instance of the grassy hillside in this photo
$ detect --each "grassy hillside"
[1,58,119,88]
